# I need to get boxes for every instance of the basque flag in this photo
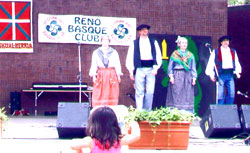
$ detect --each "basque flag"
[0,1,31,41]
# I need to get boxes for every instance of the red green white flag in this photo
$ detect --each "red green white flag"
[0,0,33,53]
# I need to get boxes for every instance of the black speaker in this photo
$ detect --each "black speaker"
[56,102,90,139]
[239,105,250,133]
[200,104,241,138]
[10,92,21,114]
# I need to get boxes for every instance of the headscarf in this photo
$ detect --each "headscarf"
[175,35,187,44]
[170,36,194,71]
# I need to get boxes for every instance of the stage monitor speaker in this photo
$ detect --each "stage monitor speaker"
[239,105,250,133]
[56,102,90,139]
[200,104,241,138]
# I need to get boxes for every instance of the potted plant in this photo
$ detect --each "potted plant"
[125,106,198,150]
[0,107,9,139]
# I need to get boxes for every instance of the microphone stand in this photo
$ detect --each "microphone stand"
[78,42,82,103]
[207,45,220,104]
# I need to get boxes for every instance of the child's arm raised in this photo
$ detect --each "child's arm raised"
[121,121,140,145]
[71,136,93,153]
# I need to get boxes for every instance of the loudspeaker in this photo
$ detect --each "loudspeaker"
[200,104,241,138]
[56,102,90,139]
[239,105,250,133]
[10,92,21,114]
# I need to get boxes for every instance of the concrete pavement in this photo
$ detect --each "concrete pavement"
[0,116,249,153]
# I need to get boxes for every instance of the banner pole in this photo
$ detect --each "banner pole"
[78,42,82,103]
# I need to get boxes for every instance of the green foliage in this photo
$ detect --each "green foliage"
[228,0,250,5]
[125,106,199,126]
[229,0,240,5]
[0,107,9,122]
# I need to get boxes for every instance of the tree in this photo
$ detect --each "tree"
[245,0,250,4]
[228,0,250,5]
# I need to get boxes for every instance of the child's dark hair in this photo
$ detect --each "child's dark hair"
[86,106,122,149]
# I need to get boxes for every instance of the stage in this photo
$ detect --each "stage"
[0,116,249,153]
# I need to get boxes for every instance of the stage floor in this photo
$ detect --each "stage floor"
[0,116,249,153]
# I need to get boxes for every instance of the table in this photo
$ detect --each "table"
[22,87,93,116]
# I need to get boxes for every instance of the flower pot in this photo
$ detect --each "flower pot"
[129,121,191,150]
[0,120,2,139]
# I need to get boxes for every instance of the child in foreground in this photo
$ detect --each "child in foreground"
[71,106,140,153]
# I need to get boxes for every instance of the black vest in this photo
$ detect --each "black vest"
[215,48,236,74]
[133,36,157,69]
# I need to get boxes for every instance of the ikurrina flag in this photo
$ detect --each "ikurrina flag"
[0,0,33,53]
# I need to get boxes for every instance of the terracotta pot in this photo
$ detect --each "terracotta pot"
[129,121,191,150]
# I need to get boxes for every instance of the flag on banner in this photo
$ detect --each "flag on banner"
[0,0,33,53]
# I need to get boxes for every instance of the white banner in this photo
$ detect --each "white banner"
[38,13,136,46]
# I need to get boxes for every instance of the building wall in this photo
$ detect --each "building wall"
[0,0,228,112]
[228,5,250,105]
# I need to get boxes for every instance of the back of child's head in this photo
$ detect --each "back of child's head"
[86,106,122,149]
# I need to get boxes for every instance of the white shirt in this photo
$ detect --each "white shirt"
[89,47,123,77]
[205,46,242,77]
[139,37,153,60]
[126,36,162,75]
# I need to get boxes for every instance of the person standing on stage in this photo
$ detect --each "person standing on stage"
[126,24,162,111]
[89,35,123,107]
[166,36,197,112]
[205,35,242,105]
